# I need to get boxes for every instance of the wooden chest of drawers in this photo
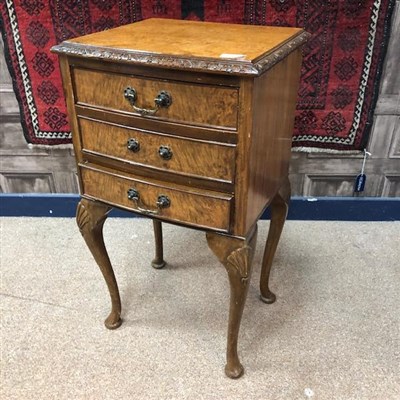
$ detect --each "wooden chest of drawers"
[53,18,309,378]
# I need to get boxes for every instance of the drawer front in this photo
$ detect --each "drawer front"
[79,118,236,182]
[73,68,238,129]
[81,166,232,232]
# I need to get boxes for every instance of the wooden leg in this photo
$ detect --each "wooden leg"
[206,226,258,379]
[76,199,122,329]
[151,219,166,269]
[260,177,291,304]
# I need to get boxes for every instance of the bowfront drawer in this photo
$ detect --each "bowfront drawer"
[81,165,232,232]
[79,118,236,182]
[72,68,238,129]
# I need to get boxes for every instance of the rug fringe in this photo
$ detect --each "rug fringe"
[292,147,362,155]
[27,143,74,150]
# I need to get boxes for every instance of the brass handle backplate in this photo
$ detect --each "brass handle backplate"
[127,188,170,215]
[124,87,172,116]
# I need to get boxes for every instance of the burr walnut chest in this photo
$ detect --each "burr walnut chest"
[53,18,309,379]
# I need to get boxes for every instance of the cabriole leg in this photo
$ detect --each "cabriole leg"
[76,199,122,329]
[260,177,291,304]
[206,226,258,379]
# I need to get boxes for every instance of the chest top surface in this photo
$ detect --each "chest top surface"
[52,18,309,76]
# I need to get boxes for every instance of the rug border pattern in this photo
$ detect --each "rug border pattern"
[0,0,396,151]
[292,0,396,150]
[1,0,72,143]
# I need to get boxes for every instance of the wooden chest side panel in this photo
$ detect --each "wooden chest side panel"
[232,78,254,236]
[245,49,303,230]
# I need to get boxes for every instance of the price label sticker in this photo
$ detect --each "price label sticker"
[219,53,246,60]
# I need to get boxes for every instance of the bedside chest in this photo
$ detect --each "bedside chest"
[52,18,309,378]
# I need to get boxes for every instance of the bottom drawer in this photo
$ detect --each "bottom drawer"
[81,165,233,232]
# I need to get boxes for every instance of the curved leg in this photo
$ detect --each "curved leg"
[76,199,122,329]
[260,177,291,304]
[206,226,258,379]
[151,219,166,269]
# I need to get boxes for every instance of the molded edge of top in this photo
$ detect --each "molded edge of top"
[52,30,311,76]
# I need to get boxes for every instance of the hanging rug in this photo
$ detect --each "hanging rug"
[0,0,395,151]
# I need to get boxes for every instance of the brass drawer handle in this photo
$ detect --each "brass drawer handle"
[124,87,172,116]
[127,138,140,152]
[127,188,170,215]
[158,145,173,160]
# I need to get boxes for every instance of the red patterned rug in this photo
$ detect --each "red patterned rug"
[0,0,395,151]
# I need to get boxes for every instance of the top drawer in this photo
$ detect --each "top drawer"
[72,68,239,130]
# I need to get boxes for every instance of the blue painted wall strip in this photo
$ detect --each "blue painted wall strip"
[0,194,399,221]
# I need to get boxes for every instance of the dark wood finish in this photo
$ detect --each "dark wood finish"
[206,225,258,379]
[58,56,84,191]
[232,49,301,235]
[233,77,254,235]
[53,19,308,378]
[152,220,166,269]
[245,49,302,229]
[76,198,122,329]
[260,177,291,304]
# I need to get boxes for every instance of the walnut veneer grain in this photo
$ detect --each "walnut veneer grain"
[73,68,239,129]
[64,19,303,62]
[53,18,308,379]
[53,19,309,76]
[79,118,236,182]
[81,165,233,232]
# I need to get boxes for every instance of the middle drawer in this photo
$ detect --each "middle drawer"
[79,117,236,183]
